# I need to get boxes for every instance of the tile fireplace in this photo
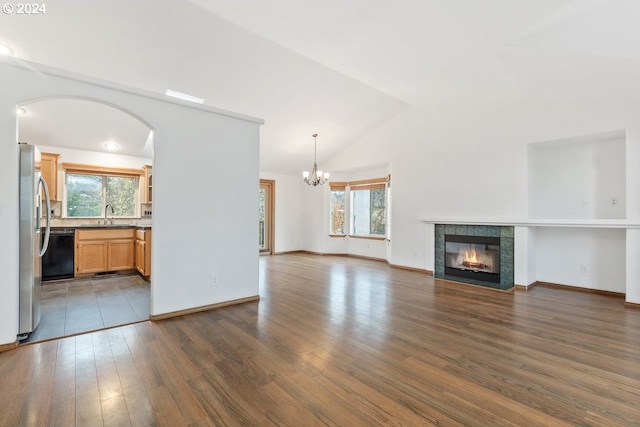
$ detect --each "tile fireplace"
[435,224,514,290]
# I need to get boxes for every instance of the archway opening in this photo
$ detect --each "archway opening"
[17,97,154,343]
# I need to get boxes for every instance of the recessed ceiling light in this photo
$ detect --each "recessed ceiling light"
[16,107,27,116]
[104,142,120,151]
[0,43,14,56]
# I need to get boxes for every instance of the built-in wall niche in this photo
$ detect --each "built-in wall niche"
[528,130,626,220]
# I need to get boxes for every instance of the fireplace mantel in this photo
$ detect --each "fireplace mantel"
[421,218,640,229]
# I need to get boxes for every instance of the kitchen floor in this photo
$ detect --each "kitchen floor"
[24,273,150,343]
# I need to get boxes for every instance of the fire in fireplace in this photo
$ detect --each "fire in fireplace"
[445,235,501,284]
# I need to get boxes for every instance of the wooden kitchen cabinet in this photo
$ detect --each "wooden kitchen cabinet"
[135,228,151,278]
[76,240,108,274]
[40,152,60,201]
[134,239,145,273]
[142,165,152,203]
[108,239,135,270]
[75,228,135,275]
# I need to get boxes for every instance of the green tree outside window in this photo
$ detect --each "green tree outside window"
[67,173,137,217]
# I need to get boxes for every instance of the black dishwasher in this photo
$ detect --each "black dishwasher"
[42,228,75,281]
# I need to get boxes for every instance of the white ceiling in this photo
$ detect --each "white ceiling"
[18,99,153,158]
[3,0,640,173]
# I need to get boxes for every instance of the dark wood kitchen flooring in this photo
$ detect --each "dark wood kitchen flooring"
[24,274,150,343]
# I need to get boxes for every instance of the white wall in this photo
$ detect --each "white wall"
[528,133,626,219]
[0,58,262,346]
[626,229,640,302]
[302,184,331,253]
[152,105,260,315]
[314,102,640,300]
[514,226,537,287]
[423,223,435,272]
[259,171,304,253]
[0,85,20,348]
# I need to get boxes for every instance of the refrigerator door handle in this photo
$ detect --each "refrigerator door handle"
[39,175,51,257]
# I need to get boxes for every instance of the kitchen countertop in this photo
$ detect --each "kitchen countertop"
[48,224,151,230]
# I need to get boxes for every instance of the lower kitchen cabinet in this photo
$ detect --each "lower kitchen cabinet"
[76,240,108,274]
[75,228,135,275]
[135,229,151,278]
[108,239,136,270]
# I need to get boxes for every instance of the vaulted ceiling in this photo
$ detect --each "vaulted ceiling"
[3,0,640,173]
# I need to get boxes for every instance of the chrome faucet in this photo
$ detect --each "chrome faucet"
[104,203,115,225]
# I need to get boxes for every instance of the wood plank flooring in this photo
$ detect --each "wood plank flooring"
[2,253,640,426]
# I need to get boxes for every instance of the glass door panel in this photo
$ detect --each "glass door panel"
[259,187,266,251]
[259,180,274,254]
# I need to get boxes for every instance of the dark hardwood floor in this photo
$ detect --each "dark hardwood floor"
[2,253,640,426]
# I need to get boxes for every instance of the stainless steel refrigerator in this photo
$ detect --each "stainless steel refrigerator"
[18,143,51,339]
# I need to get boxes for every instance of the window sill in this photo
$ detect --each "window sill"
[329,234,347,238]
[349,235,386,241]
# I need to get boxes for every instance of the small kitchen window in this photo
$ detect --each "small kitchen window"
[62,163,142,218]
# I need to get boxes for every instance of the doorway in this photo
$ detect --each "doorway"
[259,179,275,254]
[17,98,153,343]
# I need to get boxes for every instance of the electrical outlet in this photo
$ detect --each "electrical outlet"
[211,275,218,285]
[580,265,587,274]
[611,198,618,206]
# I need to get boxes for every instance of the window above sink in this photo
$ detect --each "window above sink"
[62,163,144,219]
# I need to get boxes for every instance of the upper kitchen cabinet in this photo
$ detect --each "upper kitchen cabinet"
[40,152,60,201]
[143,165,152,203]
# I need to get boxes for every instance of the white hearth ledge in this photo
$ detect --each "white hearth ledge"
[420,218,640,229]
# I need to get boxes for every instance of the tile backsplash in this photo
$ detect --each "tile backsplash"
[42,201,152,227]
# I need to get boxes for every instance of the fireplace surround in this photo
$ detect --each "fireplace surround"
[435,224,514,290]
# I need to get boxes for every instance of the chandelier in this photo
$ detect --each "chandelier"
[303,133,330,186]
